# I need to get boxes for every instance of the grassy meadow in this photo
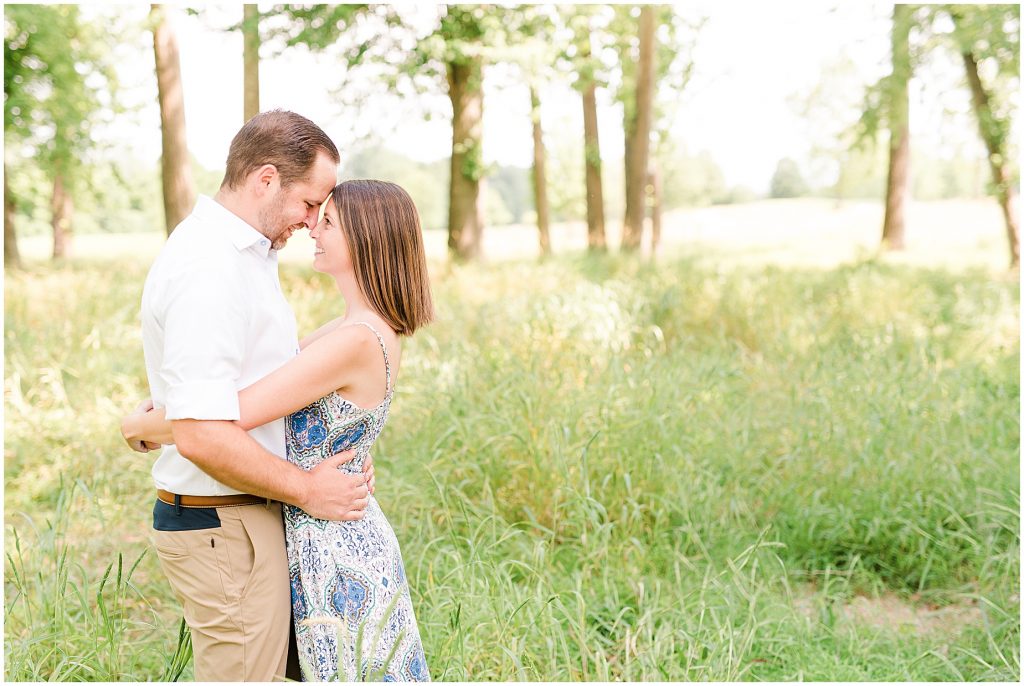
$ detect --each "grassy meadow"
[4,203,1020,680]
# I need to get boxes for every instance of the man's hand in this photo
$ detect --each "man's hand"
[122,398,162,453]
[301,450,371,520]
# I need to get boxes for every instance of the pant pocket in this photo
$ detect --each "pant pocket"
[153,529,232,630]
[218,507,258,601]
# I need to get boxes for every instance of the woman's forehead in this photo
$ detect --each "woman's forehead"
[317,192,334,224]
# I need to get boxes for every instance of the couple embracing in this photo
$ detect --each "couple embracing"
[121,110,432,682]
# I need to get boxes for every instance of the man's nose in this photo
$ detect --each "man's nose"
[304,208,318,229]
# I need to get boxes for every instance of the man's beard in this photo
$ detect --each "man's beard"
[257,191,295,250]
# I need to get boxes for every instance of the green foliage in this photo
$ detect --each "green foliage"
[482,182,513,227]
[945,4,1020,188]
[4,253,1019,680]
[489,165,531,224]
[559,6,614,92]
[275,4,523,99]
[946,4,1020,79]
[656,142,729,208]
[834,144,888,200]
[857,4,921,145]
[790,53,879,199]
[278,4,370,53]
[770,158,809,199]
[544,128,586,221]
[5,155,224,237]
[4,4,116,186]
[340,147,449,230]
[608,5,703,144]
[912,150,989,200]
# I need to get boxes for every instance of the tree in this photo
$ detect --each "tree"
[562,7,609,252]
[529,84,551,256]
[770,158,809,198]
[4,4,115,259]
[881,4,913,251]
[608,5,701,253]
[443,11,487,261]
[860,6,919,251]
[620,6,656,252]
[243,4,261,122]
[648,166,662,253]
[497,6,559,256]
[150,4,196,235]
[947,4,1020,268]
[278,5,523,261]
[790,53,876,205]
[4,167,20,267]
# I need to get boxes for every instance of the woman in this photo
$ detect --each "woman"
[123,180,433,681]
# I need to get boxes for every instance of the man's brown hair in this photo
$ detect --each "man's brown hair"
[333,180,434,336]
[221,110,340,190]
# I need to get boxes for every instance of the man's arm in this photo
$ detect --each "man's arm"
[120,401,376,495]
[172,419,369,520]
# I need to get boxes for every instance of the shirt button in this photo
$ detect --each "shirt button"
[260,240,268,246]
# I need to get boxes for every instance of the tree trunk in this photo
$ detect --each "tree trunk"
[881,4,911,251]
[151,4,196,236]
[51,170,73,260]
[649,165,662,256]
[621,6,656,252]
[446,58,484,261]
[580,34,606,253]
[530,84,551,258]
[961,49,1020,268]
[4,165,21,268]
[243,4,260,122]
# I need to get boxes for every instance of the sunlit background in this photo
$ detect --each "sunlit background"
[5,2,1019,269]
[4,3,1020,682]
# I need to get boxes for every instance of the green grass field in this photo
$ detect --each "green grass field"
[4,222,1020,680]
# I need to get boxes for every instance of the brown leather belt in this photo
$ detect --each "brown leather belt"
[157,489,272,508]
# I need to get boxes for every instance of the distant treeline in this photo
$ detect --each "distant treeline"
[4,4,1017,265]
[5,144,993,238]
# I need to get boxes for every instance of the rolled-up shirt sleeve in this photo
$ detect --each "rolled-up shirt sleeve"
[159,257,248,420]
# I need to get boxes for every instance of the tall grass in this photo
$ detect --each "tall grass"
[4,253,1019,680]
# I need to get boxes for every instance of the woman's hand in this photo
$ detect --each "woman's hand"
[121,398,171,451]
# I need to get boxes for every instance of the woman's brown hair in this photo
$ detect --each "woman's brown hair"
[333,180,434,336]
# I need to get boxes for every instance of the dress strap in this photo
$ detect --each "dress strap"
[347,321,392,394]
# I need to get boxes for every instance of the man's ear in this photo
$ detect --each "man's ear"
[252,164,279,196]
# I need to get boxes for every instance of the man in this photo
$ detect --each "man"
[124,110,372,681]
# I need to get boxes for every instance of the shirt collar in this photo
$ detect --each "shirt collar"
[193,195,274,258]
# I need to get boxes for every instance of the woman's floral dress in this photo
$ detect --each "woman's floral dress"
[285,322,429,682]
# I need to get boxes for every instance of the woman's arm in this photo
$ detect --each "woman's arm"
[121,325,377,444]
[122,404,173,446]
[299,315,345,350]
[235,323,378,429]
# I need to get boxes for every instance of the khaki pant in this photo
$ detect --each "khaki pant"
[153,503,290,681]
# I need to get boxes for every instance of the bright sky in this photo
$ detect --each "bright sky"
[93,1,988,193]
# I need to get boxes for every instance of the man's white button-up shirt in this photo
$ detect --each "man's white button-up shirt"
[141,195,299,496]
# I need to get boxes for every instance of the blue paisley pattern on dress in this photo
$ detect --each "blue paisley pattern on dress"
[285,322,429,682]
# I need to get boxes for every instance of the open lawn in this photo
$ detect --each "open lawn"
[14,197,1013,271]
[4,198,1019,680]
